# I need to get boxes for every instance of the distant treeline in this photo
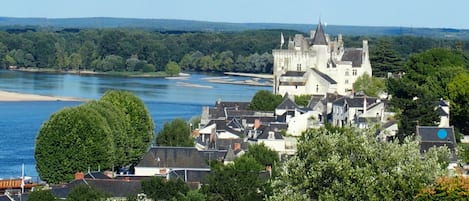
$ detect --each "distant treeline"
[0,28,468,75]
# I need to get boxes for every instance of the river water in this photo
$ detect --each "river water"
[0,70,269,179]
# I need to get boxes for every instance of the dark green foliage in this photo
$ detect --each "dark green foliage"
[156,118,194,147]
[249,90,283,111]
[387,48,469,139]
[83,100,130,167]
[35,90,155,184]
[35,107,114,184]
[294,94,311,107]
[202,156,269,201]
[67,184,110,201]
[141,177,190,201]
[370,38,404,77]
[27,190,57,201]
[101,90,155,164]
[244,143,279,166]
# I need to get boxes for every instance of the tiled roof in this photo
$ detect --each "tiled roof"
[136,147,209,169]
[311,68,337,84]
[342,49,363,67]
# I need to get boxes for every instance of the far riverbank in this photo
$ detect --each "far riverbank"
[9,68,169,78]
[0,90,84,102]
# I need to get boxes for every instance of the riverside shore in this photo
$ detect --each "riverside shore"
[0,90,83,102]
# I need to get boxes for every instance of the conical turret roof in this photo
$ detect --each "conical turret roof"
[312,22,327,45]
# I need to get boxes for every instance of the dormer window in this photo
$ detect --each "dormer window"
[268,131,275,139]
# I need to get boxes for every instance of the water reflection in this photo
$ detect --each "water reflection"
[0,70,269,104]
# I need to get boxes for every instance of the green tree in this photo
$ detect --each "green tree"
[249,90,283,111]
[156,118,194,147]
[202,156,269,201]
[447,72,469,134]
[294,94,312,107]
[352,73,386,97]
[141,177,190,201]
[67,184,110,201]
[100,90,155,164]
[83,100,130,167]
[142,63,156,72]
[165,61,181,76]
[244,143,279,167]
[27,190,57,201]
[270,127,449,201]
[370,38,404,77]
[68,52,82,70]
[35,106,114,184]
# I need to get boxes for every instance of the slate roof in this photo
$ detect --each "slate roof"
[257,126,284,140]
[214,101,250,111]
[284,71,306,77]
[333,96,378,108]
[136,147,209,169]
[276,96,300,110]
[84,171,111,180]
[437,107,449,116]
[51,179,141,199]
[382,120,397,129]
[312,23,328,45]
[342,49,363,67]
[170,170,210,184]
[212,138,248,151]
[200,150,227,162]
[311,68,337,84]
[243,116,276,125]
[205,119,244,136]
[417,126,457,161]
[308,95,325,109]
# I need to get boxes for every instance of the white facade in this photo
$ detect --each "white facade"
[273,23,372,96]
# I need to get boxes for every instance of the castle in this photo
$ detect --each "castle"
[272,22,372,96]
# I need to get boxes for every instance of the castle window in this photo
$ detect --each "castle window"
[316,84,319,93]
[345,79,349,84]
[345,71,349,76]
[352,69,357,76]
[297,64,302,71]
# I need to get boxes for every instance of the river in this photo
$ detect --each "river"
[0,70,270,179]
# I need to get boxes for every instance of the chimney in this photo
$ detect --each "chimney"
[234,143,241,151]
[74,172,85,180]
[254,119,261,129]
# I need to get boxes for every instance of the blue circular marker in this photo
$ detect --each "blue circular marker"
[437,129,447,139]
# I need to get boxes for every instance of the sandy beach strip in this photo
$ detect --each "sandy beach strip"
[0,90,83,102]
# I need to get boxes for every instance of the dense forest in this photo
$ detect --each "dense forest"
[0,28,468,76]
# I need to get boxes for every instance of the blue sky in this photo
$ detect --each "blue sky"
[3,0,468,29]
